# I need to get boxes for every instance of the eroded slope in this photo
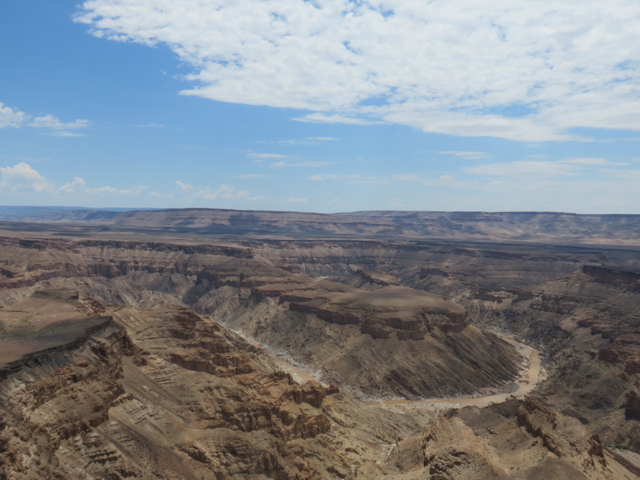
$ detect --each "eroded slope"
[0,292,430,479]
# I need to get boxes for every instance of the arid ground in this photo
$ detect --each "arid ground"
[1,208,640,479]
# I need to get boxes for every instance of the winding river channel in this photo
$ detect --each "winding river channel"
[366,337,543,410]
[233,326,543,410]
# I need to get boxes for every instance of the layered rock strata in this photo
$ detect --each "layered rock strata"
[0,238,523,400]
[0,292,428,479]
[464,265,640,453]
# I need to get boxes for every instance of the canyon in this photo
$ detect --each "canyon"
[1,208,640,479]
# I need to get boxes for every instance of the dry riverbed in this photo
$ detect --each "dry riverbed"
[229,321,544,412]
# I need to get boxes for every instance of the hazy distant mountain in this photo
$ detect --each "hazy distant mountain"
[3,206,640,245]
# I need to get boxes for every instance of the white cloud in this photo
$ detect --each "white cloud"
[293,113,379,126]
[191,184,250,201]
[0,162,148,198]
[0,102,89,135]
[465,161,579,177]
[149,191,174,198]
[270,160,333,168]
[0,103,28,128]
[0,163,53,192]
[175,180,194,191]
[283,197,308,203]
[85,185,145,195]
[75,0,640,142]
[58,176,87,193]
[438,151,488,160]
[463,157,632,179]
[309,174,337,181]
[29,115,89,130]
[463,158,631,178]
[47,131,87,137]
[308,173,361,181]
[560,157,628,166]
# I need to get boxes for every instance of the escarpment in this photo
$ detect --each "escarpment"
[0,291,429,479]
[390,398,625,480]
[253,282,469,340]
[465,263,640,456]
[0,238,523,400]
[192,269,520,399]
[2,220,640,478]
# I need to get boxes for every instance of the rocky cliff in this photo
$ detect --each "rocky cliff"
[462,265,640,454]
[2,227,640,478]
[0,292,432,479]
[0,237,523,400]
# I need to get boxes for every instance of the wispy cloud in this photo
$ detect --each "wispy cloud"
[85,185,145,195]
[438,151,488,160]
[465,161,579,177]
[293,114,379,126]
[465,157,630,177]
[0,102,89,136]
[176,181,194,191]
[271,160,333,168]
[0,162,144,197]
[191,184,250,200]
[247,153,288,159]
[47,131,87,137]
[76,0,640,142]
[174,180,259,202]
[261,136,338,146]
[561,157,628,166]
[28,115,89,130]
[308,174,360,181]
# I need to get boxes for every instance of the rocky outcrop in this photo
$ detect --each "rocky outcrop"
[403,399,629,480]
[626,391,640,420]
[0,295,423,479]
[253,279,470,341]
[0,236,523,400]
[197,289,520,399]
[583,265,640,291]
[516,398,606,467]
[4,216,640,477]
[0,318,133,479]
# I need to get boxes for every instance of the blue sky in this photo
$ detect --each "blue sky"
[1,0,640,213]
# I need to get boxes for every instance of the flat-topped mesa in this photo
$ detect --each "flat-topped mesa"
[582,265,640,291]
[356,269,400,286]
[253,282,469,340]
[0,290,123,378]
